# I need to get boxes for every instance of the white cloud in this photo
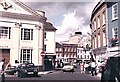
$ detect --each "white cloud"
[55,10,91,42]
[19,0,98,42]
[56,11,84,34]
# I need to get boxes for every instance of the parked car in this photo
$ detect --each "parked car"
[101,55,120,82]
[5,66,17,75]
[17,63,38,77]
[72,63,77,68]
[62,62,74,72]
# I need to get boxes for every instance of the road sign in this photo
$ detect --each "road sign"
[41,51,45,57]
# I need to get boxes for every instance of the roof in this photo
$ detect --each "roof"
[44,22,57,31]
[0,0,47,21]
[13,0,42,17]
[56,42,63,48]
[90,0,106,21]
[1,11,45,22]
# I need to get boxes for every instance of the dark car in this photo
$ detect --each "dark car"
[5,66,17,75]
[17,63,38,77]
[101,55,120,82]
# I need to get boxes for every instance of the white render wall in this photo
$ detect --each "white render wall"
[0,17,44,66]
[44,31,56,55]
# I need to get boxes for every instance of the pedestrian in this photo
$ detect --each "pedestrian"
[91,59,97,76]
[80,62,84,73]
[84,62,89,73]
[0,58,9,82]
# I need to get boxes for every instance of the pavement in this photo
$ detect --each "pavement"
[96,73,101,78]
[38,70,55,75]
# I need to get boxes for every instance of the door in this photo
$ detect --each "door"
[2,49,10,65]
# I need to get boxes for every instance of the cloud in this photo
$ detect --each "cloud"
[55,10,91,42]
[20,0,99,42]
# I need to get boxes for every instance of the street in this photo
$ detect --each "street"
[5,65,101,82]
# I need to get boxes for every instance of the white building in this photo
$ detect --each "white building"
[44,22,57,70]
[69,31,91,62]
[0,0,47,66]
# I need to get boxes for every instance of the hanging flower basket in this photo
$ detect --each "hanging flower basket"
[110,38,118,43]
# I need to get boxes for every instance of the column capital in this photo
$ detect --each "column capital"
[35,25,41,30]
[15,22,22,28]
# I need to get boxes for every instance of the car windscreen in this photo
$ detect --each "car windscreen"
[64,63,71,66]
[27,63,35,67]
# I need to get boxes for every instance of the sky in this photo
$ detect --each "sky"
[20,0,99,42]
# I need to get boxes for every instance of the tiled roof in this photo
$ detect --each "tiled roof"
[44,22,57,31]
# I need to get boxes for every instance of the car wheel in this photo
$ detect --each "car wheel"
[19,73,24,78]
[71,69,74,72]
[34,73,38,77]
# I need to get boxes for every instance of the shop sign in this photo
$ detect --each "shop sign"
[0,46,8,48]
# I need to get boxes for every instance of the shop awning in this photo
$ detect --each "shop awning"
[101,52,119,59]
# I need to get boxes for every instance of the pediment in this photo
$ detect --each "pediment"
[0,0,38,16]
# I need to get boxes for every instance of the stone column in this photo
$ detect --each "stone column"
[10,22,21,65]
[38,23,45,66]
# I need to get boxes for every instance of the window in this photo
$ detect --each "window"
[20,49,32,63]
[94,20,96,31]
[0,27,11,39]
[87,55,89,59]
[95,36,97,48]
[98,16,100,28]
[103,30,106,46]
[102,11,106,25]
[98,33,100,47]
[58,54,59,57]
[92,37,95,49]
[44,45,46,51]
[112,27,118,39]
[85,55,86,59]
[81,55,82,59]
[112,3,118,20]
[44,32,46,39]
[21,28,33,40]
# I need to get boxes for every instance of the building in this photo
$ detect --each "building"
[0,0,48,67]
[56,42,77,64]
[69,30,91,62]
[56,30,91,64]
[90,0,120,60]
[44,22,57,70]
[62,43,77,62]
[106,1,120,56]
[90,1,108,61]
[56,42,63,63]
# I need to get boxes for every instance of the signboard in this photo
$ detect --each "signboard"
[41,51,45,57]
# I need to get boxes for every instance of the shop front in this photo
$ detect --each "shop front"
[44,55,56,71]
